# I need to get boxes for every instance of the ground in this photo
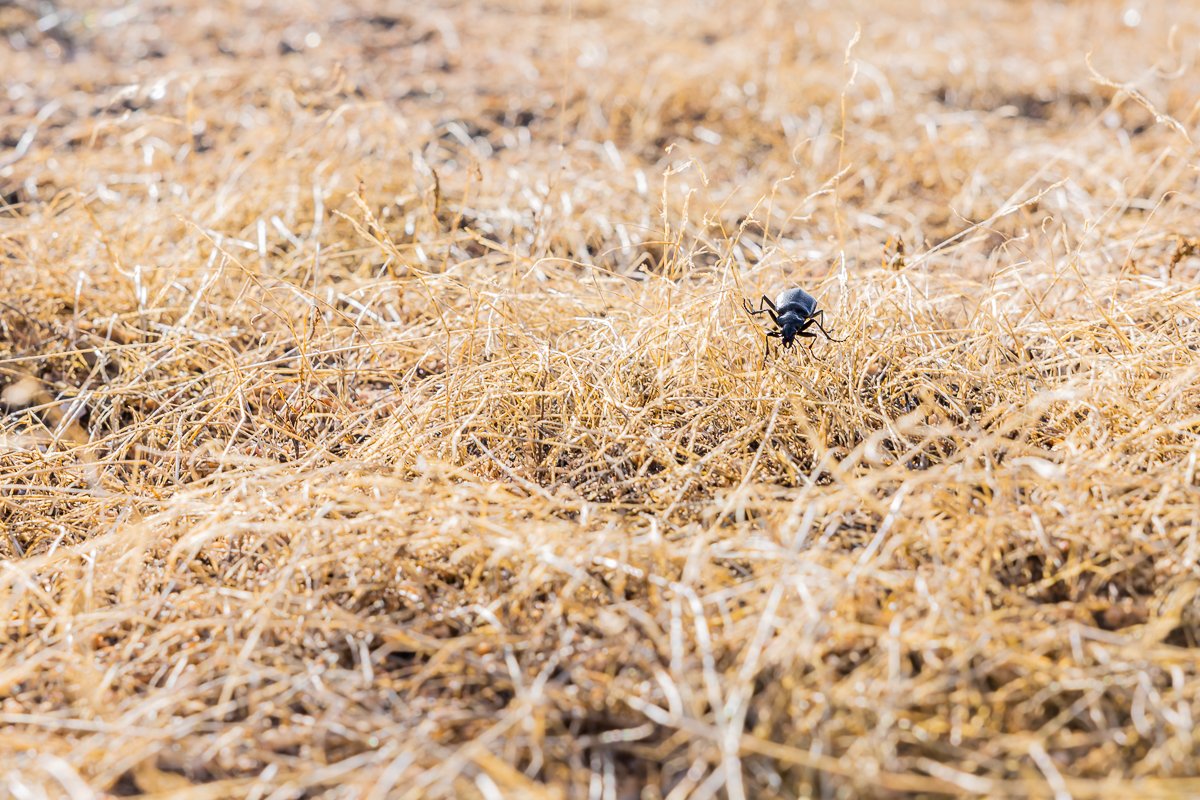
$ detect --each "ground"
[2,0,1200,797]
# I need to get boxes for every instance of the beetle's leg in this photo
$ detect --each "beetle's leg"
[798,330,822,359]
[765,297,781,326]
[744,295,778,318]
[795,320,823,359]
[763,330,782,363]
[812,311,846,342]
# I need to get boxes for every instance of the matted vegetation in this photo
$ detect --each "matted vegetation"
[3,0,1200,797]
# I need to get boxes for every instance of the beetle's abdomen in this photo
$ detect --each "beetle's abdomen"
[775,288,817,317]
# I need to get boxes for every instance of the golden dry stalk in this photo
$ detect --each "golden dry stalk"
[2,0,1200,798]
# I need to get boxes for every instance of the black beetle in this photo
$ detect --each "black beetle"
[743,287,844,357]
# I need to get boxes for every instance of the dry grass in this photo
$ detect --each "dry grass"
[3,0,1200,797]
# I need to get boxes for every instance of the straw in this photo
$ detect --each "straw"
[2,0,1200,796]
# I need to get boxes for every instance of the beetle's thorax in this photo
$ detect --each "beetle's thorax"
[777,310,805,328]
[777,311,806,346]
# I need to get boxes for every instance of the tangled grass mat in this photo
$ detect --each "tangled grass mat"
[2,1,1200,797]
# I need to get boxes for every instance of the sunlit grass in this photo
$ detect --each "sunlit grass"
[2,0,1200,797]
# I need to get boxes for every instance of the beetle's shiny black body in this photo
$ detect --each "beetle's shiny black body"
[744,287,843,356]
